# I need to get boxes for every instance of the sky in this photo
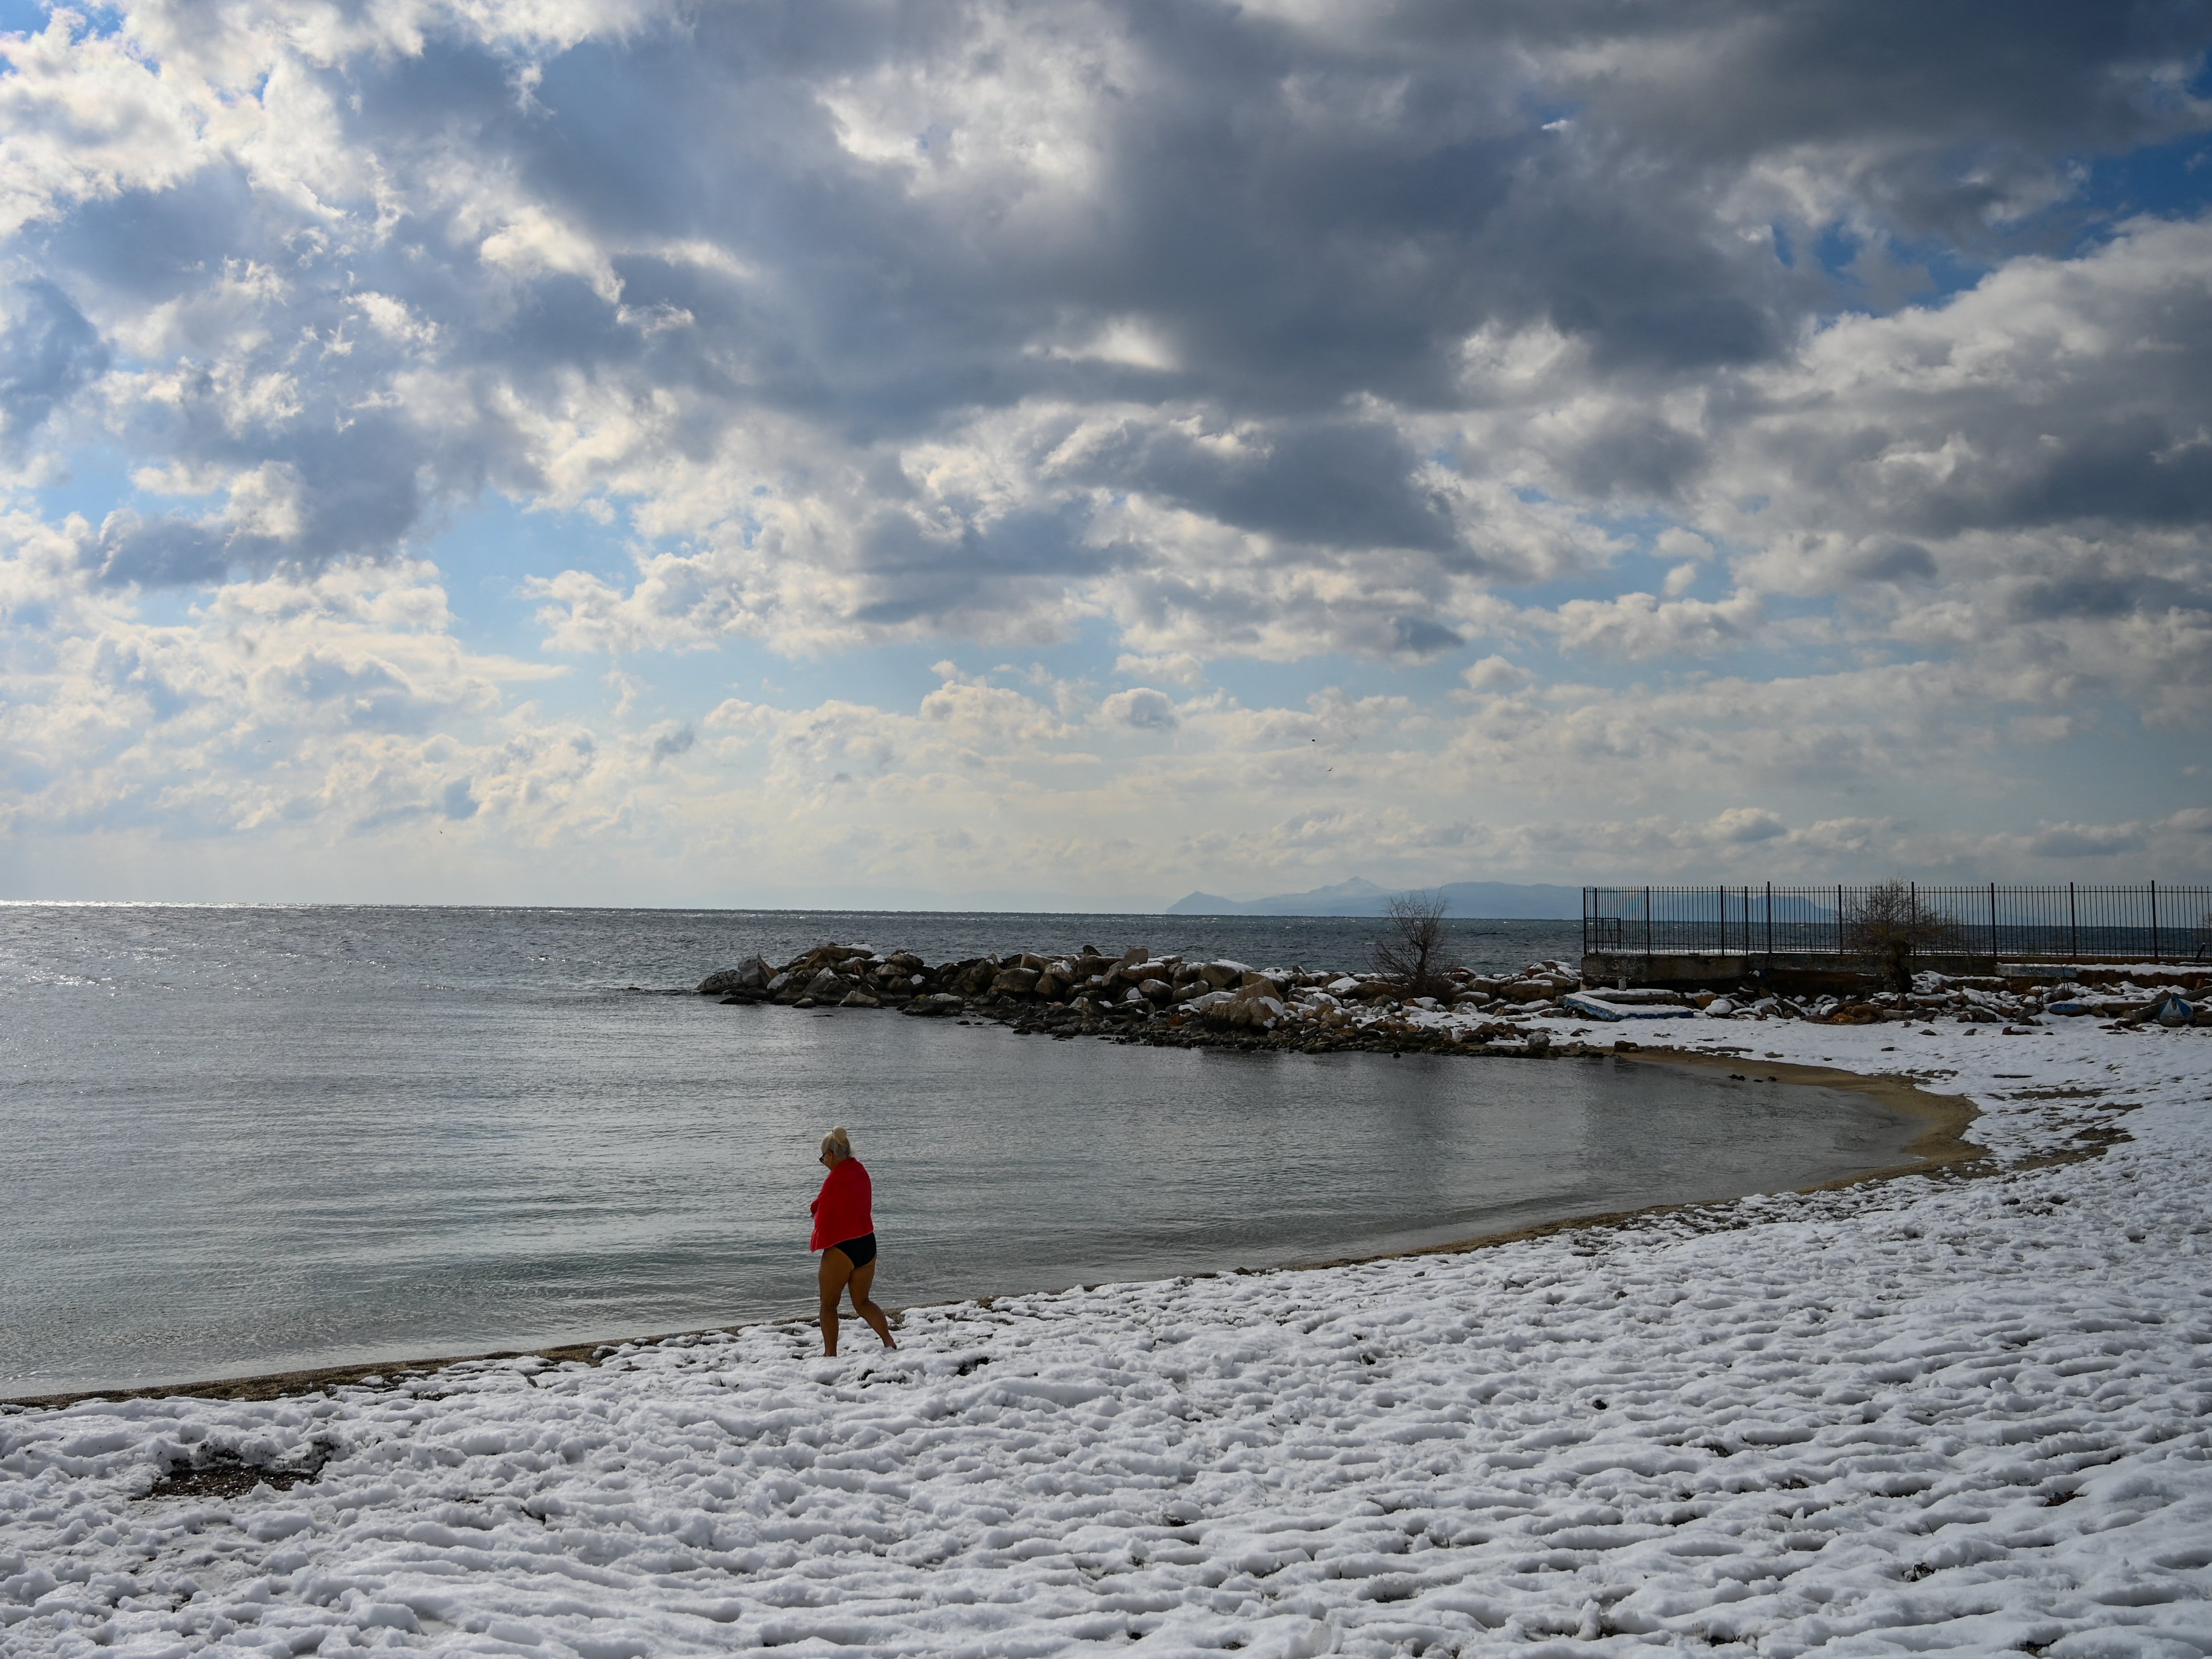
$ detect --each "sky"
[2,0,2211,910]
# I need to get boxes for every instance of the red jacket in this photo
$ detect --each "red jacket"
[809,1158,873,1252]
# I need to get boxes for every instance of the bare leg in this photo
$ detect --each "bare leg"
[818,1247,854,1356]
[847,1259,897,1349]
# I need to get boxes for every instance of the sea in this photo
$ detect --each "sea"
[0,905,1915,1396]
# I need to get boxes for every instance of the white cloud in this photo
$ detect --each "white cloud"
[3,0,2210,899]
[1097,686,1178,731]
[1710,806,1787,843]
[1542,589,1764,661]
[0,15,220,237]
[1461,654,1533,693]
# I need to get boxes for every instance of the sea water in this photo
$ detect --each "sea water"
[0,905,1912,1395]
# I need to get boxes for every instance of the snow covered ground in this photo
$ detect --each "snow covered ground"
[5,1017,2209,1658]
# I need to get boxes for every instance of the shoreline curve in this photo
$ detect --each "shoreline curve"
[3,1050,1981,1413]
[1298,1049,1983,1272]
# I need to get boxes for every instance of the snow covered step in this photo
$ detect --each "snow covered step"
[1560,991,1697,1021]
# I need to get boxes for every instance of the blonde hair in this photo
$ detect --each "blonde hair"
[820,1125,852,1160]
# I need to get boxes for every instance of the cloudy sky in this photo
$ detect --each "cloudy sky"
[3,0,2210,908]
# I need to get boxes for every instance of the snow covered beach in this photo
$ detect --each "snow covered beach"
[5,1013,2210,1656]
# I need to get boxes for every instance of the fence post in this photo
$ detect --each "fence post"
[1989,882,1997,962]
[2069,882,2077,961]
[1837,885,1844,956]
[2151,880,2159,962]
[1645,886,1652,957]
[1765,882,1772,959]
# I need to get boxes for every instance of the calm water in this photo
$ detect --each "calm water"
[1,906,1909,1395]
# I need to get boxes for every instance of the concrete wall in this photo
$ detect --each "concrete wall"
[1581,951,1998,994]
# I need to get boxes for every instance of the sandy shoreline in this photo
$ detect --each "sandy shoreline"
[5,1051,1976,1413]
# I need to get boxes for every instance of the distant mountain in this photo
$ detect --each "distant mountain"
[1165,878,1582,919]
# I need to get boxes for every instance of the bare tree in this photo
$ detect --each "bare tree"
[1374,891,1460,997]
[1842,880,1963,992]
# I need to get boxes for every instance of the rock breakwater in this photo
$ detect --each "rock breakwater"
[697,943,2211,1055]
[696,943,1580,1056]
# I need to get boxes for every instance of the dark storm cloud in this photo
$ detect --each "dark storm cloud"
[1058,419,1458,553]
[851,504,1120,626]
[11,0,2212,636]
[2002,566,2211,625]
[1391,615,1465,657]
[1558,412,1709,502]
[1843,541,1938,585]
[1588,1,2207,148]
[1989,415,2212,530]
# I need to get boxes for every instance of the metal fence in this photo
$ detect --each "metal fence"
[1582,883,2212,963]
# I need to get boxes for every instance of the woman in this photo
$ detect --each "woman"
[809,1125,897,1356]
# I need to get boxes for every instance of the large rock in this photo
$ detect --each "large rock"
[696,956,772,995]
[902,993,965,1016]
[1196,983,1291,1030]
[1501,977,1573,1003]
[804,968,851,1000]
[991,967,1043,997]
[1229,995,1288,1030]
[787,943,864,980]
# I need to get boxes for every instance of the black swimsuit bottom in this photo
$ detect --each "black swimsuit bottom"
[832,1232,877,1269]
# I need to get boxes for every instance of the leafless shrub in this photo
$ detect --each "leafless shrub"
[1374,892,1460,997]
[1842,880,1964,992]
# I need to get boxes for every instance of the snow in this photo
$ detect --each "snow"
[6,1019,2211,1658]
[1558,993,1696,1022]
